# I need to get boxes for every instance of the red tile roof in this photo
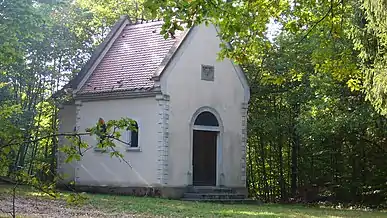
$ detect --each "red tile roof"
[78,21,184,94]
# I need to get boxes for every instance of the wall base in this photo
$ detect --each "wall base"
[56,184,247,200]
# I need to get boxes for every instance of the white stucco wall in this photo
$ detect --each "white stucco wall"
[57,104,77,184]
[73,97,161,187]
[160,24,248,187]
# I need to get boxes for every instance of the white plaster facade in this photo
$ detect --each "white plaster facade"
[57,23,250,193]
[158,24,249,187]
[57,104,77,183]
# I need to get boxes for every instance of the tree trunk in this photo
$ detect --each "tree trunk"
[258,137,269,202]
[291,104,300,198]
[247,141,256,198]
[279,137,285,201]
[49,107,58,182]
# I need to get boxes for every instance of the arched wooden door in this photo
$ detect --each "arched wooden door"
[192,111,219,186]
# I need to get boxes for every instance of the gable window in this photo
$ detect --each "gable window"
[201,64,215,81]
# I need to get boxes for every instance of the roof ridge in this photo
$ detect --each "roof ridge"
[133,18,163,23]
[125,20,164,29]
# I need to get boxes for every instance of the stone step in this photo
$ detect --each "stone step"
[186,186,235,194]
[183,192,246,200]
[181,198,261,204]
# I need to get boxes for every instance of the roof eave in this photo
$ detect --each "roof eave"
[74,88,161,102]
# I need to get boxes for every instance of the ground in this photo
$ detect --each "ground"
[0,184,386,218]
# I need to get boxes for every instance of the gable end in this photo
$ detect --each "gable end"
[155,24,251,103]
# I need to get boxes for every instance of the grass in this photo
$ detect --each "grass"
[86,194,387,218]
[0,184,387,217]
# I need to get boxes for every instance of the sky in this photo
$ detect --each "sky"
[266,18,283,42]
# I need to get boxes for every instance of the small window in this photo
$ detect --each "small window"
[127,121,139,148]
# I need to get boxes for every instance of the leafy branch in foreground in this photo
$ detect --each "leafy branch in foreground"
[0,117,138,216]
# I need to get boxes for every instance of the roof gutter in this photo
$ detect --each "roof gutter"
[74,89,162,102]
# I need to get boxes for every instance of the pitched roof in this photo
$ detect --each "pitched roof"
[76,19,186,95]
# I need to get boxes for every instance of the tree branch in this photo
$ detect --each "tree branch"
[297,2,334,44]
[106,135,131,146]
[355,134,386,153]
[110,147,133,169]
[1,132,91,149]
[2,131,132,158]
[12,181,18,218]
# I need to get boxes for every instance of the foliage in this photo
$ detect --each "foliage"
[0,0,141,214]
[0,0,44,67]
[143,0,387,114]
[352,0,387,115]
[60,117,137,163]
[144,0,288,64]
[144,0,387,207]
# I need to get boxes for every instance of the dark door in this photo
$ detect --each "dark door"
[193,130,217,186]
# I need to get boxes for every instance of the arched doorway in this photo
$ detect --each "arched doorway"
[192,111,220,186]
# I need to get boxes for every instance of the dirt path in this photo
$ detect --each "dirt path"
[0,195,145,218]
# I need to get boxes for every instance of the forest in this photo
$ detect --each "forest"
[1,0,387,210]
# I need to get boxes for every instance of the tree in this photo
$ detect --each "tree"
[0,1,145,214]
[141,0,387,206]
[0,0,44,67]
[353,0,387,115]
